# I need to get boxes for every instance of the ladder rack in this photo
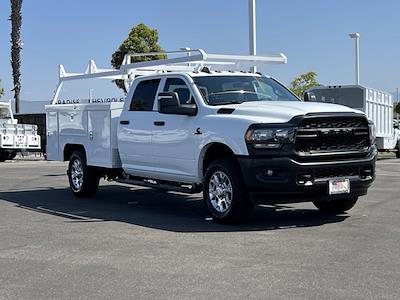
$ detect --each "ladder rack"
[52,49,287,104]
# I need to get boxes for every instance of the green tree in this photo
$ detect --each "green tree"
[290,71,320,99]
[10,0,23,112]
[111,23,165,92]
[395,102,400,115]
[0,80,4,98]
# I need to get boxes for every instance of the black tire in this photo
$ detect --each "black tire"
[396,143,400,159]
[68,151,99,197]
[8,151,17,160]
[313,197,358,214]
[203,157,252,224]
[0,151,6,162]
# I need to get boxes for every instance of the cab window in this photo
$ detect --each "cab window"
[130,79,160,111]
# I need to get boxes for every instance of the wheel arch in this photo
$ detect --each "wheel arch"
[63,144,86,161]
[198,142,238,179]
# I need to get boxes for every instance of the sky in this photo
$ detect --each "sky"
[0,0,399,105]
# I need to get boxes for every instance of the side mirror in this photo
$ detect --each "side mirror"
[303,92,311,102]
[158,92,197,116]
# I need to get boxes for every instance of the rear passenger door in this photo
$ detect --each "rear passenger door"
[118,78,161,176]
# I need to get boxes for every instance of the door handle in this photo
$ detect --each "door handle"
[120,120,130,125]
[154,121,165,126]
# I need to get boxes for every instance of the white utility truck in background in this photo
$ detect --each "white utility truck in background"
[46,49,376,223]
[306,85,400,157]
[0,101,41,162]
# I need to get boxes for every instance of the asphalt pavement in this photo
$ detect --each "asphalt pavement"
[0,158,399,299]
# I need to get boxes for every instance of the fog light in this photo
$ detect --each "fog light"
[266,169,274,176]
[360,168,372,179]
[298,174,313,186]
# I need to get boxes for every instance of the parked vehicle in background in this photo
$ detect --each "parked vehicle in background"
[46,50,377,223]
[394,119,399,130]
[306,85,400,158]
[14,113,46,154]
[0,101,41,161]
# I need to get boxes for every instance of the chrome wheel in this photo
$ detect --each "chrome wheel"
[70,158,84,191]
[208,171,233,213]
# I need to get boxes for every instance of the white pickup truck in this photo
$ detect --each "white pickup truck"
[0,101,41,161]
[46,50,377,223]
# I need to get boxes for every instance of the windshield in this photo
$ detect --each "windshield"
[0,107,11,119]
[193,75,299,105]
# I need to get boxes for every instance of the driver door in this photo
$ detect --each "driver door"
[151,76,198,182]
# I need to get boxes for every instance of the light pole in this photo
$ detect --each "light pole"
[89,89,94,103]
[180,47,191,66]
[397,88,399,123]
[249,0,256,73]
[349,32,360,85]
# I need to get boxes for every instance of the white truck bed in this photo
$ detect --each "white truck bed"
[45,102,124,168]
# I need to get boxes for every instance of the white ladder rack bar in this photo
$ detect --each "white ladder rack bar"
[57,49,287,82]
[52,49,287,104]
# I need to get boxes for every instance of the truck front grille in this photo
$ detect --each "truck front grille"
[295,116,370,154]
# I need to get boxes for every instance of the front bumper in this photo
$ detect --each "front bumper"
[237,148,377,202]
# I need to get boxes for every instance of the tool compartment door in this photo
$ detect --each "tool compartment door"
[46,110,59,160]
[87,109,112,168]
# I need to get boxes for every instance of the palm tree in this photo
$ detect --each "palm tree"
[0,80,4,98]
[10,0,23,113]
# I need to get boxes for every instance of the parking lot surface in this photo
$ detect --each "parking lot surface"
[0,158,399,299]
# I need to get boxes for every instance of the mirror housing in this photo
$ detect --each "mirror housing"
[303,91,316,102]
[158,92,197,116]
[303,92,311,102]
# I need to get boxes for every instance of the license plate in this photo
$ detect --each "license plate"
[16,136,25,145]
[328,179,350,195]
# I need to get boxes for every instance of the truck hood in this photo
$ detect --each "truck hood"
[219,101,363,123]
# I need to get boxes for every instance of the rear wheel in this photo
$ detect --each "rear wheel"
[313,197,358,214]
[396,143,400,158]
[203,157,253,223]
[0,151,6,162]
[8,151,17,160]
[68,151,99,197]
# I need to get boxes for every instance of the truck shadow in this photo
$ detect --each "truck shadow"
[0,184,348,232]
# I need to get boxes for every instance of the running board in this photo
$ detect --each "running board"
[116,175,202,194]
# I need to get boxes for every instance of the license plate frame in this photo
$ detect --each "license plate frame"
[328,179,350,195]
[16,136,25,146]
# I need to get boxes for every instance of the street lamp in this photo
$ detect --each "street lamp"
[348,32,360,85]
[249,0,256,73]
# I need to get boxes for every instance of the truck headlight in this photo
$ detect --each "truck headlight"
[245,127,296,149]
[368,122,376,145]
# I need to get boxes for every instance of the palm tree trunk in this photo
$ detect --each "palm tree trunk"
[10,0,23,113]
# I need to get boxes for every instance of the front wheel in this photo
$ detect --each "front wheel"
[68,151,99,197]
[396,143,400,158]
[203,157,253,223]
[313,197,358,214]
